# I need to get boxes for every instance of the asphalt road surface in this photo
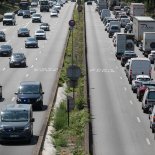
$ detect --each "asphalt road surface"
[86,2,155,155]
[0,2,75,155]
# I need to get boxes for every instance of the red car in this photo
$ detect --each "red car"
[137,81,155,101]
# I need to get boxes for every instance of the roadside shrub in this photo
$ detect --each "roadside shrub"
[53,102,68,131]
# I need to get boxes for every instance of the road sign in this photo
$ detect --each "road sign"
[69,19,75,27]
[67,65,81,81]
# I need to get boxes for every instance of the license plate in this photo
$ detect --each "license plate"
[10,135,19,138]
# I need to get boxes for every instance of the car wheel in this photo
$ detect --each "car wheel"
[9,64,12,68]
[143,108,147,113]
[25,45,27,48]
[152,128,155,133]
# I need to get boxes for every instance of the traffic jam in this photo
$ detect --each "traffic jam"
[89,0,155,134]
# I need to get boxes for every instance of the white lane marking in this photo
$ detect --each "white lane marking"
[146,138,151,145]
[6,40,11,44]
[39,51,42,53]
[130,100,133,105]
[136,117,141,123]
[30,65,34,68]
[120,77,122,79]
[124,87,127,91]
[35,58,38,61]
[2,29,7,32]
[25,20,31,27]
[21,48,23,50]
[25,74,29,77]
[2,68,6,71]
[11,97,15,102]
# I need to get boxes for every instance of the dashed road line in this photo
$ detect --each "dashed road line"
[146,138,151,145]
[35,58,38,61]
[25,74,29,77]
[11,97,15,102]
[124,87,127,91]
[136,117,141,123]
[130,100,133,105]
[30,65,34,68]
[120,77,122,79]
[2,68,6,71]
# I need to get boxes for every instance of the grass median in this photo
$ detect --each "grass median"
[51,2,90,155]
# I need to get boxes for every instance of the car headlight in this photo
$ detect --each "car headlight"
[24,124,30,131]
[36,97,42,102]
[17,98,21,102]
[0,126,4,131]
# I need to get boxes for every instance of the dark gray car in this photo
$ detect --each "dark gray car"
[15,81,44,110]
[25,37,38,48]
[9,53,26,68]
[0,31,6,42]
[18,27,30,37]
[0,44,12,56]
[0,104,34,143]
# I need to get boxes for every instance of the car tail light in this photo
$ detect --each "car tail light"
[130,69,132,75]
[153,116,155,122]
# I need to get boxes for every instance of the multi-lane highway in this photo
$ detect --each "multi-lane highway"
[0,2,74,155]
[86,2,155,155]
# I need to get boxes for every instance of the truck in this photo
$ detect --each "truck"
[130,3,145,21]
[142,32,155,56]
[115,33,135,59]
[19,0,30,10]
[108,0,119,10]
[133,16,155,46]
[97,0,108,14]
[40,0,50,12]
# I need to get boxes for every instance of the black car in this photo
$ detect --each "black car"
[30,8,36,14]
[0,31,6,42]
[25,37,38,48]
[121,51,137,66]
[0,44,12,56]
[9,53,26,68]
[15,81,44,110]
[18,27,30,37]
[17,9,23,16]
[40,23,50,31]
[23,10,31,18]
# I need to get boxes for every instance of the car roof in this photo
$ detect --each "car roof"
[20,81,41,86]
[2,104,31,112]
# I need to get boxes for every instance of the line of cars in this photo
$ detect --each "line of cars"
[96,2,155,135]
[0,0,67,143]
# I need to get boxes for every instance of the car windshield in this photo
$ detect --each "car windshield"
[1,111,28,122]
[28,37,35,41]
[18,85,40,94]
[0,45,11,49]
[37,30,44,33]
[41,23,48,26]
[0,32,4,35]
[12,54,23,60]
[4,15,12,19]
[137,78,150,81]
[20,28,28,31]
[148,91,155,99]
[33,14,40,17]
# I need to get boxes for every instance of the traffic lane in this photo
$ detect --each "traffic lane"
[86,3,155,155]
[0,2,74,154]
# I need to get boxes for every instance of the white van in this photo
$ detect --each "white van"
[3,12,16,25]
[128,58,151,84]
[100,9,111,21]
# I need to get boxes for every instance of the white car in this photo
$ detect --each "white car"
[148,50,155,64]
[35,29,46,40]
[53,3,61,10]
[50,9,58,17]
[131,74,151,93]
